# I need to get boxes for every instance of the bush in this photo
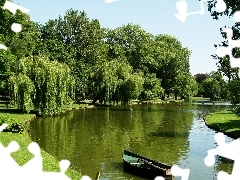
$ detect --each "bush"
[0,117,25,133]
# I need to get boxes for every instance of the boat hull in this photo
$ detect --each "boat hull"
[122,150,173,180]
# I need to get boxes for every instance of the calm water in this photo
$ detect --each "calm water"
[28,102,234,180]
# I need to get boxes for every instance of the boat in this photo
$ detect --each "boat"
[122,150,173,180]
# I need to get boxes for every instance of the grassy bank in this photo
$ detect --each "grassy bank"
[79,99,184,106]
[0,104,82,179]
[192,97,210,101]
[205,111,240,139]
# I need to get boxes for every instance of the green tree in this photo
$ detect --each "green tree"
[1,0,42,60]
[174,73,198,100]
[91,60,127,105]
[206,0,240,20]
[0,0,42,99]
[9,55,75,115]
[153,34,192,99]
[202,78,221,100]
[91,60,144,105]
[105,24,156,74]
[210,71,230,100]
[194,73,209,84]
[0,50,15,95]
[141,73,164,100]
[228,78,240,105]
[9,74,35,113]
[119,72,144,105]
[206,0,240,107]
[194,73,209,97]
[39,9,106,98]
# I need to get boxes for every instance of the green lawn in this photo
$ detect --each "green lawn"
[205,111,240,139]
[0,105,82,179]
[192,97,210,100]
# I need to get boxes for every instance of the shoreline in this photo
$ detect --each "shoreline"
[204,112,240,140]
[0,106,83,179]
[204,117,238,139]
[77,99,184,107]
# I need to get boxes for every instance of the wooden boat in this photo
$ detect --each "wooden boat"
[122,150,173,180]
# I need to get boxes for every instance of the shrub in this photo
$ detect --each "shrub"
[0,117,25,133]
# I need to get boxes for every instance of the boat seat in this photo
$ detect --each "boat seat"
[128,159,140,163]
[130,162,143,165]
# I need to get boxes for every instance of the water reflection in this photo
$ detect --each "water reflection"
[28,102,233,180]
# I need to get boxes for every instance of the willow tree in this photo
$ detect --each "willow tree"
[9,74,35,113]
[9,55,75,115]
[91,59,144,105]
[119,72,144,105]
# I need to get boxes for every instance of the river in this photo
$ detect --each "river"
[28,101,234,180]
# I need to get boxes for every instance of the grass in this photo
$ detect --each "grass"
[0,132,81,179]
[65,102,90,109]
[0,112,35,123]
[192,97,210,100]
[139,99,184,104]
[205,111,240,139]
[0,104,82,179]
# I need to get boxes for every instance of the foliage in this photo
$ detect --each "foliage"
[177,74,198,100]
[0,0,43,100]
[91,60,144,105]
[0,49,16,99]
[119,72,144,105]
[1,0,42,59]
[141,73,164,100]
[234,106,240,117]
[39,9,106,96]
[0,116,24,133]
[228,78,240,105]
[0,50,15,81]
[1,4,196,108]
[36,10,194,104]
[202,78,221,100]
[9,55,75,115]
[209,71,230,100]
[153,34,192,98]
[194,73,210,97]
[194,73,209,84]
[9,74,35,113]
[105,24,156,73]
[206,0,240,20]
[206,0,240,103]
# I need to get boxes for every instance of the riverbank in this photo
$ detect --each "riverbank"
[0,105,82,179]
[78,98,185,106]
[204,111,240,139]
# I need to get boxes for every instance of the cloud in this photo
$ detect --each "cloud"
[105,0,119,3]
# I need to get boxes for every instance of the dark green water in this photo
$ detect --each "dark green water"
[28,102,234,180]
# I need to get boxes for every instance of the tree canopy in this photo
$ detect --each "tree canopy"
[0,5,199,113]
[9,55,75,115]
[205,0,240,104]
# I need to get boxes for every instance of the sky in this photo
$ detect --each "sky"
[10,0,235,76]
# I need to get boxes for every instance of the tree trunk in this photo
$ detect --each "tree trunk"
[162,92,166,100]
[175,93,178,100]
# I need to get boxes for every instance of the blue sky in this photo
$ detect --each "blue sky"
[11,0,234,75]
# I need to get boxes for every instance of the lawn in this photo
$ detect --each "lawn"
[0,104,82,179]
[192,97,210,100]
[205,111,240,139]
